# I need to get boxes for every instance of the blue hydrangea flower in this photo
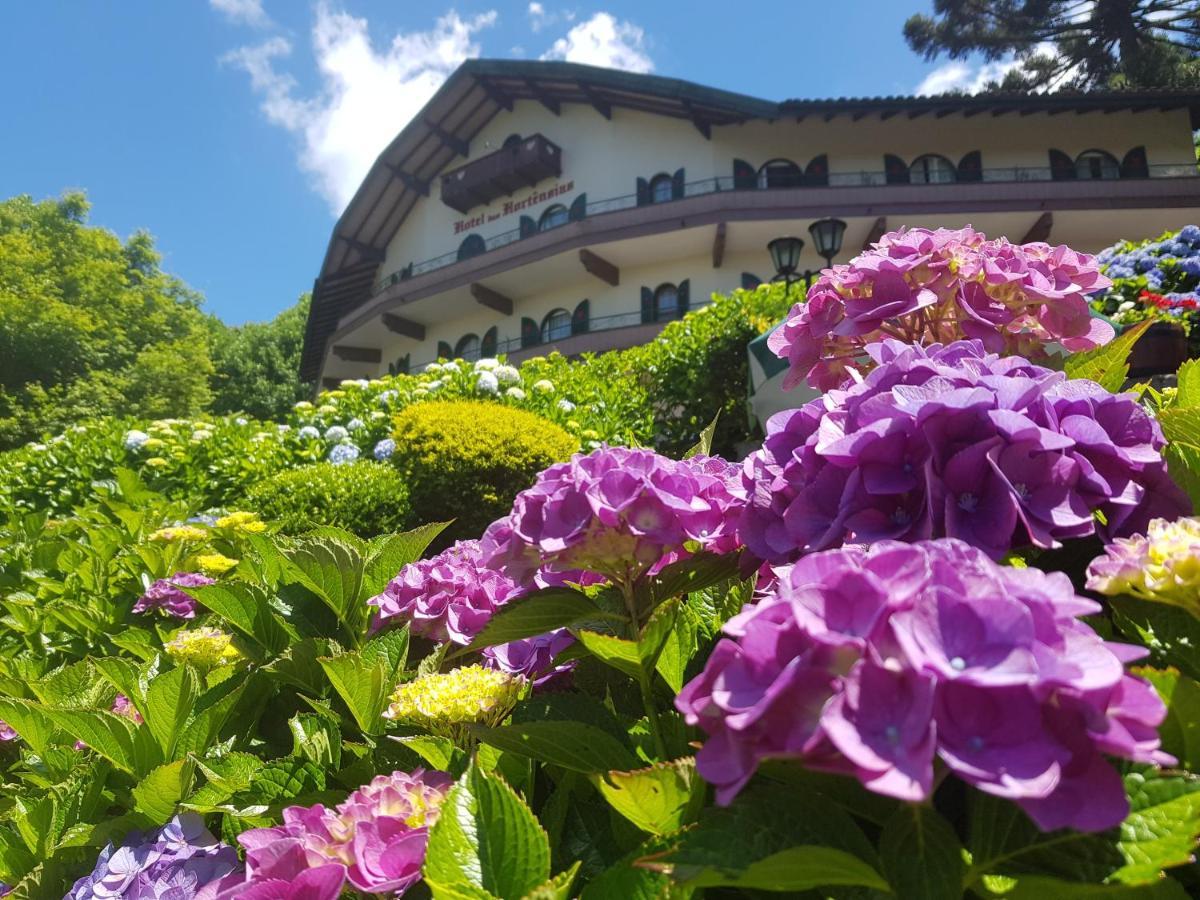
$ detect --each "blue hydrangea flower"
[374,438,396,460]
[123,430,150,451]
[329,443,360,465]
[324,425,349,442]
[1180,225,1200,244]
[1180,258,1200,277]
[346,417,365,431]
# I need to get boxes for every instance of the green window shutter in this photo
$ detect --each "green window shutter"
[520,317,540,348]
[741,272,763,290]
[1120,146,1149,178]
[519,216,537,238]
[640,287,654,324]
[804,154,828,186]
[1049,149,1076,181]
[672,168,686,199]
[481,326,498,357]
[568,193,587,221]
[957,150,982,182]
[883,154,909,185]
[678,279,690,314]
[571,299,590,335]
[732,159,756,190]
[636,177,650,206]
[437,341,453,359]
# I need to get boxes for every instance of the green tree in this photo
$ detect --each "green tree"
[207,294,311,420]
[905,0,1200,91]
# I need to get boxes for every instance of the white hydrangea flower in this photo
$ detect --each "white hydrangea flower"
[442,361,461,374]
[324,425,349,442]
[340,378,369,389]
[369,411,388,422]
[474,358,499,371]
[277,424,291,433]
[235,417,248,426]
[557,399,576,413]
[424,363,444,374]
[506,387,527,400]
[318,404,337,415]
[294,401,314,411]
[298,426,320,440]
[123,430,150,451]
[495,365,520,384]
[476,371,500,394]
[191,430,213,441]
[28,443,46,452]
[379,390,398,406]
[346,418,365,432]
[427,380,444,391]
[532,379,555,394]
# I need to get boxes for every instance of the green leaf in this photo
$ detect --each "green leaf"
[879,805,965,900]
[1113,771,1200,884]
[1174,357,1200,407]
[682,846,891,892]
[638,598,679,676]
[1136,667,1200,770]
[1163,442,1200,511]
[277,533,366,629]
[684,412,720,458]
[30,660,109,709]
[393,734,459,771]
[1111,599,1200,682]
[983,875,1191,898]
[457,589,610,656]
[1160,405,1200,447]
[0,698,57,756]
[1064,318,1152,391]
[289,713,341,770]
[319,628,409,736]
[644,551,743,608]
[522,862,581,900]
[174,673,260,758]
[592,757,705,835]
[575,631,642,679]
[424,763,551,900]
[469,720,639,774]
[45,708,145,774]
[144,665,200,758]
[246,758,326,803]
[132,759,195,821]
[187,583,295,657]
[362,521,450,598]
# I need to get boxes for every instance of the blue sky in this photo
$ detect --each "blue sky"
[0,1,998,324]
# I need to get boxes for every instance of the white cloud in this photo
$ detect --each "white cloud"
[915,58,1022,96]
[541,12,653,73]
[210,0,270,28]
[223,3,497,213]
[528,2,547,30]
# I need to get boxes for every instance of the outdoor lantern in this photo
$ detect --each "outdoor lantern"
[767,236,805,280]
[808,217,847,266]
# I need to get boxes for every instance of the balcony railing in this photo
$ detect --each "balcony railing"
[376,162,1199,294]
[440,133,563,214]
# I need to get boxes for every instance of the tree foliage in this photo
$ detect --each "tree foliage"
[208,295,311,421]
[905,0,1200,91]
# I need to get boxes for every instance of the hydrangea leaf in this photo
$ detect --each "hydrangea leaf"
[276,532,368,632]
[186,583,296,657]
[457,589,611,656]
[424,763,552,900]
[575,631,643,679]
[263,637,338,696]
[1163,442,1200,512]
[44,708,146,774]
[92,656,149,716]
[143,664,200,758]
[362,520,451,598]
[1112,771,1200,884]
[132,759,195,822]
[0,698,57,756]
[29,660,108,709]
[1063,319,1152,392]
[243,758,326,803]
[1174,358,1200,407]
[683,412,720,458]
[1136,667,1200,771]
[1112,599,1200,683]
[392,734,459,771]
[174,670,265,758]
[469,720,639,774]
[638,598,681,674]
[643,551,744,608]
[579,835,690,900]
[318,649,390,735]
[522,861,581,900]
[987,875,1191,898]
[1159,405,1200,447]
[288,712,341,770]
[879,805,965,900]
[592,757,705,835]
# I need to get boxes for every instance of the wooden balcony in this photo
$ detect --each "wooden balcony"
[440,134,563,213]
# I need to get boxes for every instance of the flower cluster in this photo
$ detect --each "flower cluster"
[1087,517,1200,616]
[68,814,241,899]
[215,511,267,533]
[150,524,209,543]
[1097,224,1200,287]
[224,769,453,898]
[164,627,241,669]
[383,666,524,739]
[369,539,526,645]
[133,572,214,619]
[0,720,16,742]
[482,446,743,588]
[769,226,1113,390]
[482,628,576,686]
[677,539,1170,832]
[740,340,1189,563]
[197,553,239,576]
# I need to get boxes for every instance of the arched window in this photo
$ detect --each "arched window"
[541,308,572,343]
[455,333,481,361]
[654,283,681,321]
[910,154,957,184]
[539,204,569,231]
[1075,149,1120,180]
[502,133,523,149]
[457,233,485,261]
[649,173,674,203]
[757,159,803,189]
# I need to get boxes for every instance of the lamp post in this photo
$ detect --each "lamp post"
[768,217,847,296]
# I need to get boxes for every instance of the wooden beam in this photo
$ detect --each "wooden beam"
[681,99,712,139]
[880,110,900,121]
[478,77,514,111]
[712,222,727,269]
[382,313,425,341]
[470,282,514,315]
[387,165,430,196]
[423,119,469,156]
[577,81,612,120]
[339,235,384,263]
[862,216,887,250]
[524,79,561,115]
[332,345,382,364]
[322,377,341,390]
[579,248,619,287]
[1019,212,1053,244]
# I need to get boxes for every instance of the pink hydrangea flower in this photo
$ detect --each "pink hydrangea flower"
[769,226,1114,390]
[0,721,16,743]
[133,572,214,619]
[676,539,1171,832]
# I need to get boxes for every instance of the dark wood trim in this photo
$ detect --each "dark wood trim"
[862,216,887,250]
[332,344,382,363]
[579,248,620,286]
[322,377,341,390]
[382,313,425,340]
[524,78,561,115]
[577,81,612,120]
[387,165,430,196]
[712,221,727,268]
[478,77,514,111]
[470,282,514,315]
[422,119,469,156]
[339,235,385,263]
[1019,211,1053,243]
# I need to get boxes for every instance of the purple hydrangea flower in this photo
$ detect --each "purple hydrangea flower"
[769,227,1113,391]
[226,769,452,897]
[68,814,241,899]
[739,339,1189,563]
[0,720,16,742]
[482,447,744,589]
[133,572,215,619]
[676,539,1171,832]
[483,628,577,687]
[369,540,526,645]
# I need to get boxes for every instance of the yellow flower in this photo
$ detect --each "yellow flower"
[145,457,169,468]
[150,524,209,542]
[144,437,166,450]
[164,627,241,669]
[196,553,239,576]
[384,665,524,740]
[1087,516,1200,616]
[214,511,267,533]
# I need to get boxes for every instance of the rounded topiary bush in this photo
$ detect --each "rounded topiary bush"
[390,400,577,543]
[245,460,410,537]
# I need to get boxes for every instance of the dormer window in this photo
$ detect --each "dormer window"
[1076,149,1120,180]
[910,154,957,184]
[650,173,674,203]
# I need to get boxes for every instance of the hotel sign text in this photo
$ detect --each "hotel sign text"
[453,180,575,235]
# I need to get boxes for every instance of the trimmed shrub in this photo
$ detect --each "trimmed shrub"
[245,461,410,537]
[390,401,577,543]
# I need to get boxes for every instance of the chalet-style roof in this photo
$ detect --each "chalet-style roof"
[300,58,1200,380]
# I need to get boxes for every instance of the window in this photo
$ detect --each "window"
[654,284,681,321]
[502,133,523,149]
[455,333,481,361]
[649,173,674,203]
[757,159,803,189]
[457,233,485,261]
[910,154,957,184]
[1075,150,1120,180]
[539,204,569,231]
[541,308,572,343]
